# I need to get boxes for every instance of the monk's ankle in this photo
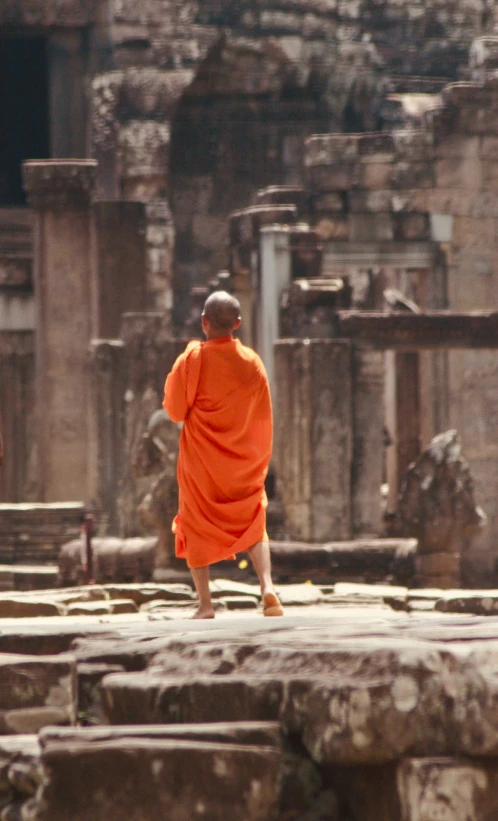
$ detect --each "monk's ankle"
[191,606,215,620]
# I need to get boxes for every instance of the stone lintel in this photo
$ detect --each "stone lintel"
[0,1,97,26]
[335,310,498,350]
[119,312,165,345]
[323,240,435,268]
[23,161,98,211]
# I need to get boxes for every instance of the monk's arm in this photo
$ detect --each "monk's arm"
[163,355,189,423]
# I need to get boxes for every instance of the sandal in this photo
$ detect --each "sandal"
[263,592,284,617]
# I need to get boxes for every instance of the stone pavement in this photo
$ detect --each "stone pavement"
[1,582,498,820]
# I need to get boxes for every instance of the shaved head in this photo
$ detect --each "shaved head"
[202,291,241,335]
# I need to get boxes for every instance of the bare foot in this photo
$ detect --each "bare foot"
[190,606,215,620]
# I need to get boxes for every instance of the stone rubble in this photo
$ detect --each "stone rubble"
[0,654,76,735]
[1,582,498,817]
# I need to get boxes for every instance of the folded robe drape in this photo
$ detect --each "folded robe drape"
[163,336,272,568]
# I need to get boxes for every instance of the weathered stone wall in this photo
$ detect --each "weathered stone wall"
[94,0,497,323]
[91,68,192,317]
[93,201,148,338]
[169,39,331,322]
[112,314,186,539]
[3,0,496,326]
[428,81,498,569]
[0,332,36,503]
[110,0,492,82]
[0,502,84,565]
[303,76,498,557]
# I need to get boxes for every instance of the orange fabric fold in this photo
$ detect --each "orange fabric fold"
[163,337,272,568]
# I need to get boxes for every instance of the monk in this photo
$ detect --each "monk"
[163,291,284,619]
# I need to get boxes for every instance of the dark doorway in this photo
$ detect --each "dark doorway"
[0,37,50,205]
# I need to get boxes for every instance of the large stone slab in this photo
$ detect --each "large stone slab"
[37,724,336,821]
[268,538,417,584]
[0,565,59,593]
[397,757,498,821]
[0,654,76,734]
[121,628,498,764]
[435,590,498,615]
[102,674,283,725]
[0,735,42,821]
[77,663,127,726]
[0,503,84,566]
[37,738,280,821]
[275,584,325,606]
[103,583,194,605]
[281,643,498,764]
[58,537,158,586]
[67,600,139,616]
[209,580,261,599]
[0,598,66,618]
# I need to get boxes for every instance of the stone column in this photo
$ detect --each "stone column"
[396,351,421,491]
[259,227,292,391]
[274,339,353,541]
[351,346,384,536]
[23,160,98,503]
[93,201,147,338]
[231,269,255,351]
[89,340,125,533]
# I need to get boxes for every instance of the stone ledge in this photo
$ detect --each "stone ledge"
[23,161,97,210]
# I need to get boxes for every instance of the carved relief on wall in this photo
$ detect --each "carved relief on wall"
[133,408,180,569]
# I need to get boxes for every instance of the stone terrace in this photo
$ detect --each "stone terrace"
[2,581,498,819]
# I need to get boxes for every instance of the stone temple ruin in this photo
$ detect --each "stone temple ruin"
[3,1,498,820]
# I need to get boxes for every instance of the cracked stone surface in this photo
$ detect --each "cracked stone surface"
[2,583,498,818]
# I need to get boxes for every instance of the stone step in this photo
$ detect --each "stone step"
[59,535,418,587]
[0,733,42,821]
[269,537,417,584]
[0,564,59,592]
[6,730,498,821]
[102,673,283,726]
[0,502,84,566]
[98,635,498,764]
[0,502,85,524]
[6,725,326,821]
[39,721,282,750]
[0,207,33,259]
[0,652,76,734]
[398,757,498,821]
[36,735,280,821]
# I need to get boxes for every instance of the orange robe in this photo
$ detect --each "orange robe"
[163,336,272,568]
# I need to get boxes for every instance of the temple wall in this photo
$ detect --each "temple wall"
[0,332,36,503]
[110,0,491,81]
[89,0,495,323]
[303,76,498,556]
